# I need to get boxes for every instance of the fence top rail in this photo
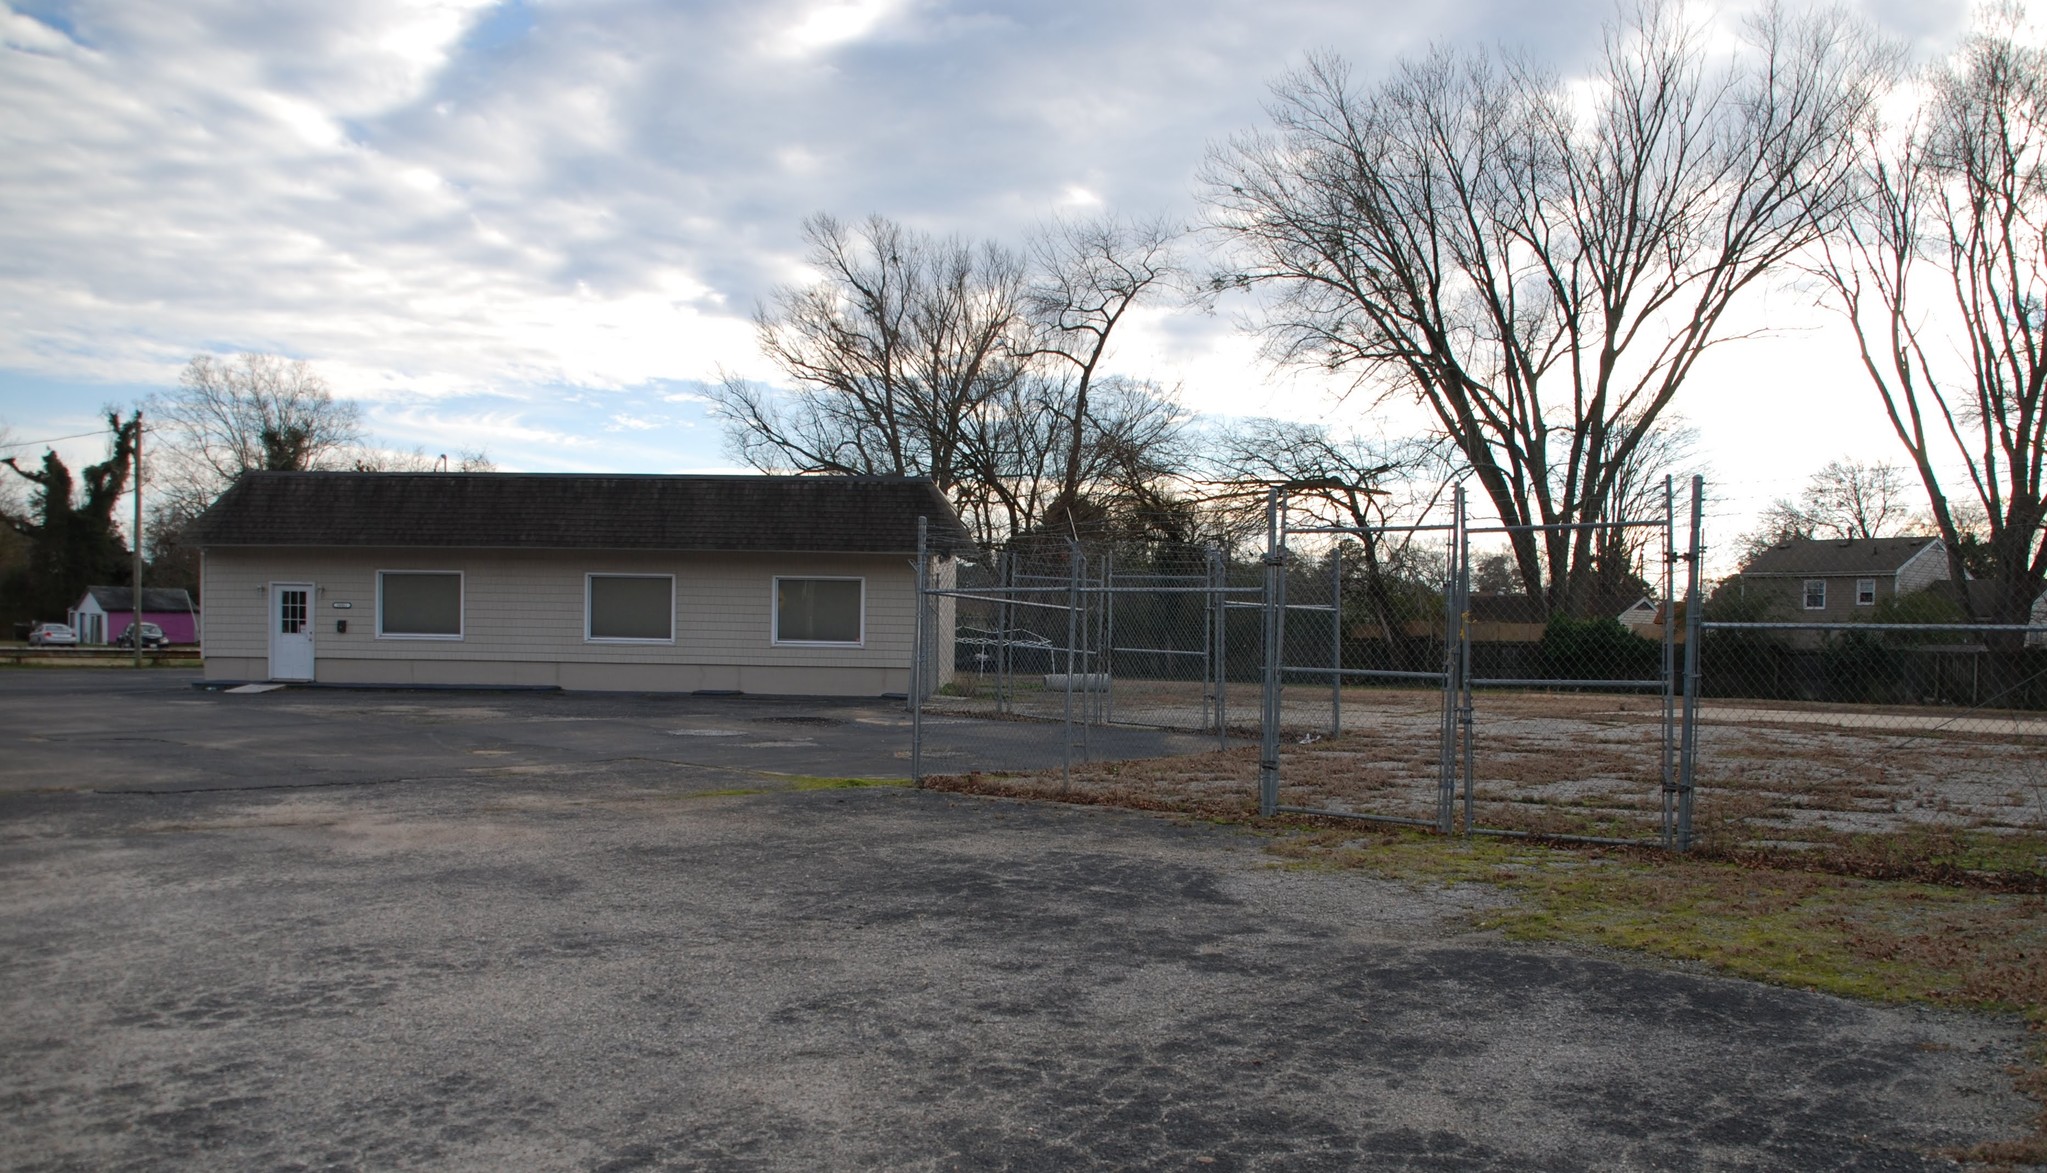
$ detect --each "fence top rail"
[1285,517,1668,539]
[923,591,1078,613]
[1466,519,1669,535]
[1702,621,2047,634]
[940,583,1263,597]
[1286,523,1457,536]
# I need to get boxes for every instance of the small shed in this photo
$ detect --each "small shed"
[70,586,200,645]
[181,472,975,694]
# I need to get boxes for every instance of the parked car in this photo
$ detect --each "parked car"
[111,622,168,649]
[28,623,78,647]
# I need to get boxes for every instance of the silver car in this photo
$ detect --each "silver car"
[28,623,78,646]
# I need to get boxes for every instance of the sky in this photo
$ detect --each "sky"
[0,0,1983,565]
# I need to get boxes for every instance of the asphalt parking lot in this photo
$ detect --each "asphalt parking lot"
[0,670,2037,1170]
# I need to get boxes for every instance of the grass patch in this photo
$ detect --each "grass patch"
[668,776,904,797]
[786,775,907,791]
[1266,825,2047,1166]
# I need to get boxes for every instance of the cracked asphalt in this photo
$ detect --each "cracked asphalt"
[0,669,2037,1170]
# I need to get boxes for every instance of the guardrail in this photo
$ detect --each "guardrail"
[0,646,201,666]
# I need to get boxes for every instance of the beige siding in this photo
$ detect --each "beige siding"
[1895,542,1951,596]
[200,548,930,695]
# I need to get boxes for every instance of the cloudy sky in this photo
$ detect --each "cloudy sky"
[0,0,1979,547]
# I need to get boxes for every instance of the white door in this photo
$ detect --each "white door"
[268,583,315,681]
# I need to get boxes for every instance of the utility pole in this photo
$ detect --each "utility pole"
[131,412,143,668]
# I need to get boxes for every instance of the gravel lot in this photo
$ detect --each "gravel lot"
[0,670,2037,1170]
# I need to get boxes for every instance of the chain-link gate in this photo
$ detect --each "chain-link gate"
[908,524,1263,782]
[1269,481,1689,847]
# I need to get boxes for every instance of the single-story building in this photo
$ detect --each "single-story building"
[182,472,974,694]
[69,586,200,645]
[1730,536,1950,622]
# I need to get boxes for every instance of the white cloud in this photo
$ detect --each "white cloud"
[769,0,905,57]
[0,0,1991,505]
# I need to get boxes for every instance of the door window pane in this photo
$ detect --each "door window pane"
[280,589,307,634]
[589,575,673,641]
[380,572,462,636]
[775,578,862,644]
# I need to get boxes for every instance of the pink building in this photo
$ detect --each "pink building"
[69,586,200,645]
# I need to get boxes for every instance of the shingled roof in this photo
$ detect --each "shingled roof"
[184,472,977,556]
[1738,536,1942,577]
[81,586,198,612]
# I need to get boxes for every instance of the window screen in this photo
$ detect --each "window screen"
[589,575,673,641]
[380,572,462,636]
[775,578,862,644]
[1803,579,1826,610]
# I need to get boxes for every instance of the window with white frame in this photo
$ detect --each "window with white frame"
[1803,579,1827,610]
[379,571,463,638]
[773,577,863,645]
[587,574,674,642]
[1856,578,1877,607]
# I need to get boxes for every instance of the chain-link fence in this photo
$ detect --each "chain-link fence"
[906,482,2047,850]
[1686,621,2047,849]
[908,533,1264,780]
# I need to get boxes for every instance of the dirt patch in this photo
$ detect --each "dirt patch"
[929,682,2047,846]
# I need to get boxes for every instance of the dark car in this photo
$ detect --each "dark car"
[111,622,168,649]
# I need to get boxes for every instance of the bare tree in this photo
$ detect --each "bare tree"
[1812,19,2047,626]
[714,214,1027,501]
[717,213,1189,546]
[1206,419,1451,662]
[349,448,496,473]
[1025,215,1179,514]
[1746,458,1921,557]
[151,354,365,494]
[1203,2,1883,614]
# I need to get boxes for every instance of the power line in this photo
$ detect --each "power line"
[0,427,112,452]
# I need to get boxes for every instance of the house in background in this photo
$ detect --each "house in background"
[1932,579,2047,648]
[1617,597,1662,638]
[182,472,974,694]
[68,586,200,645]
[1729,536,1950,624]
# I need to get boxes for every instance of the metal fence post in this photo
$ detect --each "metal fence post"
[1260,488,1284,817]
[1457,490,1475,835]
[1103,548,1116,727]
[1677,476,1706,850]
[1660,475,1678,847]
[1438,484,1465,835]
[911,516,927,787]
[1331,541,1343,738]
[1210,543,1228,749]
[1065,538,1080,788]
